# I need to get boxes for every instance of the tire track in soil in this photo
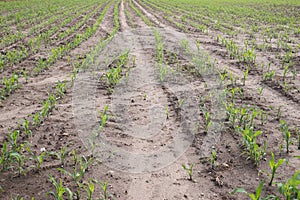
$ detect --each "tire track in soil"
[110,2,300,199]
[0,2,116,141]
[72,3,223,198]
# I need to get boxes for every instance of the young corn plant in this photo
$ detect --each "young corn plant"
[231,180,276,200]
[56,80,66,99]
[48,175,73,200]
[10,152,25,176]
[29,150,48,171]
[85,180,94,200]
[241,126,266,166]
[55,146,70,167]
[0,141,10,171]
[269,152,285,186]
[202,108,212,133]
[279,120,292,153]
[182,163,195,181]
[95,180,110,200]
[58,155,91,186]
[98,105,109,130]
[165,106,169,119]
[242,68,249,86]
[277,171,300,200]
[22,119,32,137]
[211,149,217,169]
[283,65,289,82]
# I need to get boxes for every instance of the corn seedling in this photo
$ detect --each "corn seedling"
[33,112,41,126]
[241,126,266,166]
[165,106,169,119]
[258,87,264,96]
[22,119,32,137]
[0,141,10,171]
[263,70,275,81]
[231,180,276,200]
[279,120,292,153]
[291,68,297,80]
[202,107,212,133]
[178,99,184,108]
[48,175,73,200]
[95,180,110,200]
[29,150,48,171]
[8,130,21,152]
[277,171,300,200]
[269,152,285,186]
[242,68,249,86]
[182,163,194,181]
[276,106,282,121]
[98,105,109,129]
[211,149,217,169]
[283,65,289,82]
[10,152,25,176]
[56,80,66,98]
[55,146,70,166]
[58,155,91,186]
[85,180,94,200]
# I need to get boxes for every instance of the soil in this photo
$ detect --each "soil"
[0,0,299,199]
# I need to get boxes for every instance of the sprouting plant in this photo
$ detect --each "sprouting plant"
[33,112,41,126]
[283,65,289,82]
[259,111,268,125]
[229,72,236,86]
[269,152,285,186]
[48,175,73,200]
[242,68,249,86]
[143,93,147,100]
[165,106,169,119]
[276,106,282,121]
[258,87,264,96]
[211,149,217,169]
[178,99,184,108]
[29,150,48,171]
[98,105,109,129]
[219,70,228,85]
[8,130,20,152]
[85,180,94,200]
[279,120,292,153]
[22,119,32,137]
[181,39,189,53]
[182,163,194,181]
[56,80,66,98]
[263,70,275,81]
[22,69,28,83]
[229,87,241,104]
[56,146,69,166]
[10,152,25,176]
[231,180,276,200]
[239,107,247,126]
[202,108,212,133]
[58,155,91,185]
[0,141,10,171]
[95,180,110,200]
[241,126,266,166]
[277,171,300,200]
[291,68,297,80]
